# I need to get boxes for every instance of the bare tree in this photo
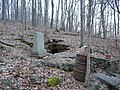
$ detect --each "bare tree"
[11,0,14,20]
[55,0,60,29]
[74,16,79,32]
[109,7,113,37]
[66,1,71,31]
[91,0,97,36]
[50,0,54,28]
[7,0,9,20]
[106,0,120,36]
[105,4,110,35]
[61,0,65,30]
[21,0,26,39]
[113,4,117,47]
[2,0,7,20]
[15,0,19,20]
[101,0,107,38]
[44,0,49,36]
[80,0,84,47]
[38,0,43,25]
[85,0,92,85]
[27,0,31,22]
[32,0,37,29]
[117,1,119,34]
[107,0,120,14]
[70,0,77,32]
[66,1,73,31]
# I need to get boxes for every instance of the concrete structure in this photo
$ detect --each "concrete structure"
[32,32,47,56]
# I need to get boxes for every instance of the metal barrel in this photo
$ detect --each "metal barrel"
[73,54,87,82]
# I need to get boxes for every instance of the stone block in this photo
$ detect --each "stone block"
[32,32,47,56]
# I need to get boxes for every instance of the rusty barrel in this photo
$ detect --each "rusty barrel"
[73,54,87,82]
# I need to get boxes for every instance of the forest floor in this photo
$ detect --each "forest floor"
[0,20,120,90]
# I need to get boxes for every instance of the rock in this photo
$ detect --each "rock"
[0,56,4,63]
[41,60,58,68]
[1,79,12,86]
[61,53,76,59]
[30,61,43,68]
[0,67,7,73]
[29,74,41,83]
[0,79,15,89]
[94,73,120,90]
[87,85,103,90]
[59,63,74,72]
[41,59,75,72]
[87,82,104,90]
[30,52,49,58]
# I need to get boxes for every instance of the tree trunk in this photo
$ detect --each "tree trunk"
[117,1,119,35]
[109,8,112,37]
[2,0,7,20]
[68,9,71,31]
[50,0,54,28]
[21,0,26,39]
[66,0,71,31]
[101,0,106,38]
[64,0,68,31]
[32,0,37,29]
[91,0,96,37]
[106,6,109,36]
[7,0,9,20]
[61,0,65,30]
[94,19,97,36]
[85,0,92,85]
[38,0,43,25]
[44,0,49,36]
[70,1,76,32]
[15,0,19,20]
[80,0,84,47]
[55,0,60,29]
[40,0,43,25]
[118,13,119,35]
[68,1,73,31]
[28,7,31,21]
[11,0,14,20]
[114,6,117,47]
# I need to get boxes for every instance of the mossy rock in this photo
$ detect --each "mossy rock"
[59,63,74,72]
[0,56,4,63]
[0,45,11,52]
[106,67,113,73]
[0,79,20,90]
[47,77,60,87]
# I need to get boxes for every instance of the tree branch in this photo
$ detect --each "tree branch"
[115,0,120,13]
[107,0,120,14]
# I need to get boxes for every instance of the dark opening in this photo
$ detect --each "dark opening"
[47,43,70,54]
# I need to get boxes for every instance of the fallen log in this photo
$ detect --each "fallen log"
[0,40,15,47]
[14,38,33,47]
